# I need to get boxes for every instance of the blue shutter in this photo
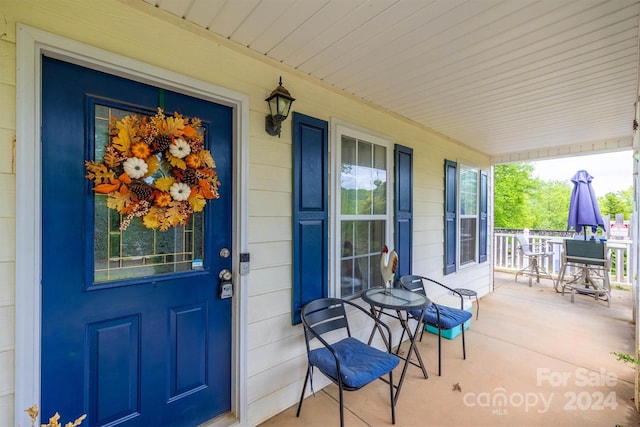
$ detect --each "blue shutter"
[395,144,413,278]
[444,160,457,275]
[292,113,328,325]
[479,170,488,263]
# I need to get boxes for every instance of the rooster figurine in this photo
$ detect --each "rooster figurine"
[380,245,398,294]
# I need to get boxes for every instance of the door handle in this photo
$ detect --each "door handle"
[219,269,232,281]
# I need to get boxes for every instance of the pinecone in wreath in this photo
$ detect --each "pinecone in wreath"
[129,182,153,201]
[182,168,199,186]
[153,134,173,152]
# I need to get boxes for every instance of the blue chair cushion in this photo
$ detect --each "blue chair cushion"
[409,304,472,330]
[308,337,400,389]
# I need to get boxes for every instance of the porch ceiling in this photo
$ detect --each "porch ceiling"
[144,0,640,162]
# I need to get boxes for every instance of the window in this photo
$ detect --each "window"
[460,167,478,266]
[335,126,393,298]
[444,160,488,274]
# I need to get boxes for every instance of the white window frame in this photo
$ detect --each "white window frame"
[330,121,394,298]
[458,164,480,268]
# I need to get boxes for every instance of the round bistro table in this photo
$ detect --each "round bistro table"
[361,286,431,404]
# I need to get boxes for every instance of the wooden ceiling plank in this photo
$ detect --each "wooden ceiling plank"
[183,0,230,29]
[407,61,638,122]
[231,0,297,47]
[389,41,638,116]
[155,0,191,18]
[432,97,634,140]
[349,1,637,101]
[396,44,638,120]
[328,0,496,89]
[359,8,639,102]
[314,0,466,80]
[333,0,587,92]
[267,0,369,62]
[433,86,635,128]
[249,0,331,54]
[299,0,428,76]
[287,0,398,69]
[376,25,638,112]
[206,0,262,38]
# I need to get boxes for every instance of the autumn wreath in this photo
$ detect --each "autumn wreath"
[85,108,220,231]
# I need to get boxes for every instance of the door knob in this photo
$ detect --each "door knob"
[219,269,232,281]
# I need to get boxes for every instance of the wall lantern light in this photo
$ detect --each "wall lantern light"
[265,77,295,137]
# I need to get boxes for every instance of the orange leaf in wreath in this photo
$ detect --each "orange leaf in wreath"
[93,182,120,194]
[183,125,196,137]
[198,168,215,178]
[85,161,116,184]
[102,150,119,169]
[118,172,132,185]
[198,180,216,199]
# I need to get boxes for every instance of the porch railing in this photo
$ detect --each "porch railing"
[493,230,631,285]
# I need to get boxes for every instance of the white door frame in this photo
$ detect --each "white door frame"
[15,24,249,425]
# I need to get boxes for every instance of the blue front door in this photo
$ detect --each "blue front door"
[41,57,233,426]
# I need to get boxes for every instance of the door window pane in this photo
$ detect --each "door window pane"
[93,105,206,283]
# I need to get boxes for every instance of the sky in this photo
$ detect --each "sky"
[530,150,634,196]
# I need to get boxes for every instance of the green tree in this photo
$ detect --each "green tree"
[494,163,538,228]
[529,180,572,229]
[598,188,632,220]
[495,161,633,231]
[599,193,624,219]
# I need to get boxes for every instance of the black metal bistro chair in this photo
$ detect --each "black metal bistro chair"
[296,298,400,427]
[398,275,472,376]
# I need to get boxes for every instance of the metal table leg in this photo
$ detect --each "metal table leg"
[392,309,428,404]
[366,306,428,405]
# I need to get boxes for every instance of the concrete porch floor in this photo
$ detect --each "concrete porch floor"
[260,272,640,426]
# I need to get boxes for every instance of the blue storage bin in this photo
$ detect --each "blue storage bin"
[425,307,472,340]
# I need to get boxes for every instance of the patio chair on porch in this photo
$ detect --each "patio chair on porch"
[515,234,553,286]
[557,239,611,307]
[398,275,472,376]
[296,298,400,427]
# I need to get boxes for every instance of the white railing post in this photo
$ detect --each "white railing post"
[493,230,631,285]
